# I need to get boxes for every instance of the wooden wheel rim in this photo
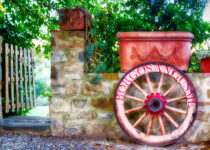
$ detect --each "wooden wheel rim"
[114,62,198,146]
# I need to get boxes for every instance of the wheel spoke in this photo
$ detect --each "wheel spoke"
[124,95,145,103]
[146,115,154,135]
[133,112,147,128]
[156,73,164,94]
[157,115,165,135]
[125,106,144,114]
[132,81,147,97]
[165,105,186,114]
[167,96,186,103]
[145,73,154,94]
[163,112,179,128]
[163,82,178,97]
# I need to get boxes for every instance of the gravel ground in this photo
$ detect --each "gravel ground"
[0,133,208,150]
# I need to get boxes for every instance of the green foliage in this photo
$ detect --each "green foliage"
[40,83,52,99]
[17,108,32,116]
[90,75,101,85]
[0,0,59,54]
[188,52,201,72]
[1,0,210,72]
[70,0,210,72]
[87,0,210,72]
[35,79,46,98]
[3,107,32,117]
[188,40,210,72]
[195,40,210,59]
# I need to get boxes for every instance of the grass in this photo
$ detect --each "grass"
[26,106,49,117]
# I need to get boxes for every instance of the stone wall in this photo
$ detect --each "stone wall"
[50,29,126,139]
[50,30,210,142]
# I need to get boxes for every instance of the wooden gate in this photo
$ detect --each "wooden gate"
[0,38,36,114]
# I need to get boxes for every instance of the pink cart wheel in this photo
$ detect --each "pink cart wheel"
[114,62,198,146]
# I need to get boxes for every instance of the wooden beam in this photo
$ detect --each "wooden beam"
[19,47,24,110]
[0,37,3,119]
[31,51,36,107]
[15,45,19,112]
[4,43,9,113]
[24,48,29,109]
[10,44,15,112]
[28,50,32,107]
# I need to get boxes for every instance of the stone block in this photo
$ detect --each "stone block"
[51,66,58,80]
[51,120,65,136]
[67,31,85,38]
[207,89,210,99]
[64,73,82,80]
[51,87,66,95]
[51,31,85,49]
[63,63,85,72]
[51,37,56,47]
[66,83,79,95]
[103,73,119,80]
[98,112,114,121]
[51,51,67,63]
[196,111,210,122]
[64,48,76,63]
[50,97,70,113]
[84,124,125,140]
[66,128,79,135]
[78,110,97,121]
[78,51,85,62]
[82,81,111,96]
[73,99,87,108]
[91,97,113,111]
[50,113,63,120]
[51,80,66,88]
[85,124,106,138]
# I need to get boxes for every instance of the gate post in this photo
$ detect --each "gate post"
[0,36,3,119]
[50,8,88,136]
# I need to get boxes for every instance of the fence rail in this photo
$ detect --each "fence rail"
[0,40,35,114]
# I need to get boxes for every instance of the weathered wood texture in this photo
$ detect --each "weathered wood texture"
[0,42,36,114]
[0,37,3,119]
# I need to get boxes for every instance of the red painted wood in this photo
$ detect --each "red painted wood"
[201,57,210,73]
[117,32,194,73]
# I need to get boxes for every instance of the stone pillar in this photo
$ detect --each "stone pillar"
[0,36,3,119]
[50,8,86,136]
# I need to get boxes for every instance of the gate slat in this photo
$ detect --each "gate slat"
[4,44,9,113]
[19,47,24,110]
[31,51,36,107]
[0,37,3,119]
[28,50,32,107]
[15,45,19,111]
[2,44,36,113]
[24,48,29,109]
[10,44,15,112]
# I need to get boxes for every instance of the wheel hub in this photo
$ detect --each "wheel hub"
[145,93,166,114]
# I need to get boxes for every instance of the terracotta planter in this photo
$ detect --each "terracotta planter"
[57,8,86,30]
[201,57,210,73]
[117,32,194,73]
